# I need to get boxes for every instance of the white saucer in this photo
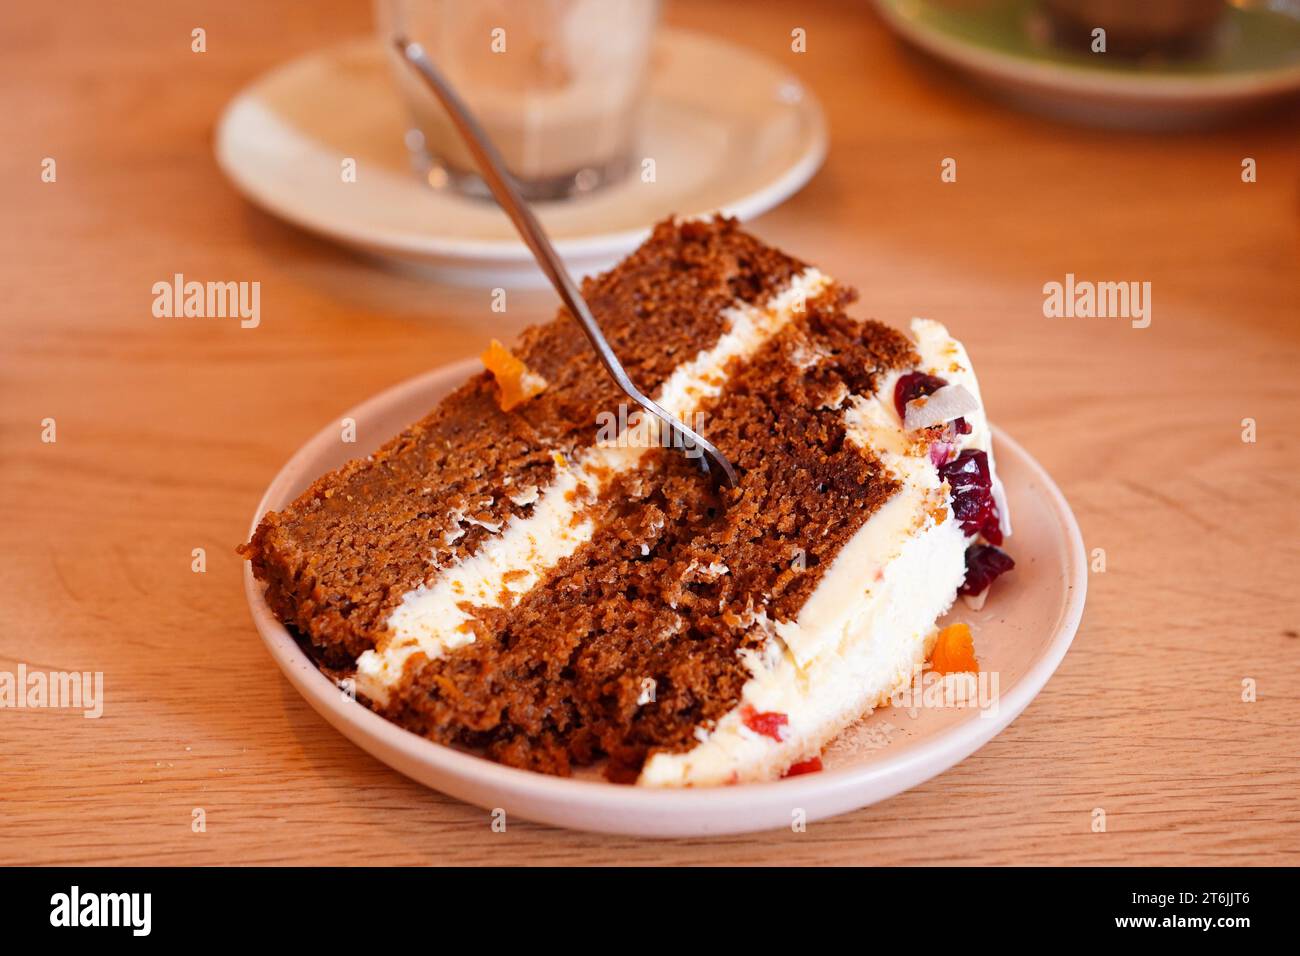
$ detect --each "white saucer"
[243,359,1087,837]
[215,31,827,286]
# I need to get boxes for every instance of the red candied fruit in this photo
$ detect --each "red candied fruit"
[783,756,824,777]
[741,706,789,742]
[895,371,971,436]
[893,371,949,419]
[938,448,1003,545]
[959,544,1016,596]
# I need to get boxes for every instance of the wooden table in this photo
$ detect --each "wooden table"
[3,0,1297,866]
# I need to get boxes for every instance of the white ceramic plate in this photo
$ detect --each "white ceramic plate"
[215,31,827,286]
[244,358,1087,836]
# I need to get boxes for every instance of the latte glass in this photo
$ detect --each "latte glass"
[376,0,660,200]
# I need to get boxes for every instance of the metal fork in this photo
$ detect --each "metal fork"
[393,36,738,489]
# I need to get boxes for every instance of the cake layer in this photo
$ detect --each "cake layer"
[241,218,804,668]
[356,269,835,701]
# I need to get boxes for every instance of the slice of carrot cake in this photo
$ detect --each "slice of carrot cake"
[241,216,1013,785]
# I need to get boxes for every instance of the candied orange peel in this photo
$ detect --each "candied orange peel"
[481,339,548,412]
[930,622,978,675]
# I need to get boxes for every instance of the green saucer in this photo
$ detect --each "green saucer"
[873,0,1300,127]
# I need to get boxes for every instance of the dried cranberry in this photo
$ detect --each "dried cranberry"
[959,544,1015,596]
[938,449,1003,544]
[742,706,788,742]
[893,371,948,419]
[783,756,823,777]
[895,371,972,435]
[930,435,957,467]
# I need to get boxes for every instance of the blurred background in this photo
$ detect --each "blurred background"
[1,0,1297,864]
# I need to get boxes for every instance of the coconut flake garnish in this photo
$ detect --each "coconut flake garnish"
[903,383,979,431]
[991,473,1013,539]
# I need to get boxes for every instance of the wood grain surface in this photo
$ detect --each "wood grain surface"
[2,0,1297,865]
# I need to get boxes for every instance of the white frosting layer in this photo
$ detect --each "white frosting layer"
[354,270,832,704]
[638,318,1000,786]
